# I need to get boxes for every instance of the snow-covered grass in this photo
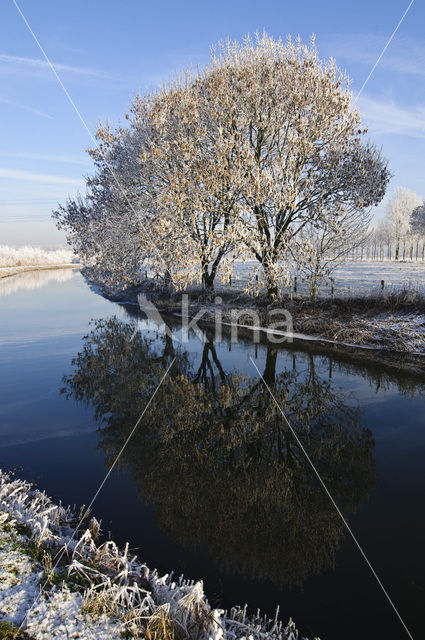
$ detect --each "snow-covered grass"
[226,260,425,298]
[0,470,310,640]
[0,245,76,268]
[300,310,425,354]
[330,260,425,297]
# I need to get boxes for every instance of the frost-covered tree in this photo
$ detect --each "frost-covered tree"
[373,218,393,260]
[385,187,422,261]
[55,32,390,297]
[54,123,154,289]
[146,33,389,298]
[55,93,235,291]
[411,202,425,235]
[292,207,370,299]
[410,201,425,261]
[133,88,237,290]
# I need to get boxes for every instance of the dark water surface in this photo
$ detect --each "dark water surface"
[1,270,424,640]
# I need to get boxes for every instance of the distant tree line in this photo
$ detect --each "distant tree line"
[365,188,425,262]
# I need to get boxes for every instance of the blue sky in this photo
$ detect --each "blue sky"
[0,0,424,246]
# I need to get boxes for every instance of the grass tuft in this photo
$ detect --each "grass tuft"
[81,590,120,618]
[0,621,30,639]
[145,609,180,640]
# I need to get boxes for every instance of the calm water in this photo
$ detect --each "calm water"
[1,269,425,640]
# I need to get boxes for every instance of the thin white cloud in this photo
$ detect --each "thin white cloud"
[325,33,425,77]
[0,168,83,185]
[358,95,425,138]
[0,96,53,119]
[0,53,113,79]
[0,150,90,165]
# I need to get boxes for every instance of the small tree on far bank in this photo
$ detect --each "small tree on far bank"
[292,208,370,300]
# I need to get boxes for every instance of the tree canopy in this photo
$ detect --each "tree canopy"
[411,202,425,235]
[54,32,390,298]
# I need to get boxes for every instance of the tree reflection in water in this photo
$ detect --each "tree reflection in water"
[62,317,375,588]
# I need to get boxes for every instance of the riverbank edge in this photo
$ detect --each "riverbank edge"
[87,274,425,376]
[0,264,79,279]
[0,469,311,640]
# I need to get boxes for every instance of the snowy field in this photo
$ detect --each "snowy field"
[335,262,425,290]
[332,261,425,295]
[227,260,425,298]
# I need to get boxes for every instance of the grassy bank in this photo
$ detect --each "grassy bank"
[0,265,78,280]
[0,470,311,640]
[92,270,425,363]
[0,245,79,281]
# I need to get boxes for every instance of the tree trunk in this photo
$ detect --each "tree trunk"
[202,271,215,291]
[163,270,172,286]
[266,280,279,300]
[263,261,279,301]
[201,258,215,291]
[201,250,226,292]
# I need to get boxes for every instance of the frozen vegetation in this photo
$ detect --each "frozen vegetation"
[0,470,312,640]
[54,33,391,298]
[0,245,76,268]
